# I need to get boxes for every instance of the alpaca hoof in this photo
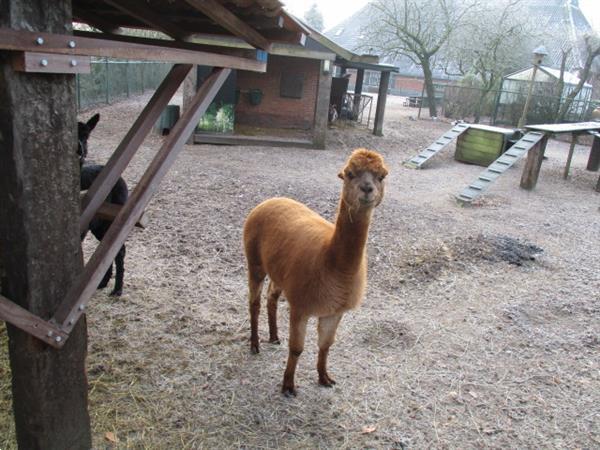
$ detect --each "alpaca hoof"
[319,375,337,387]
[109,289,122,297]
[282,386,297,397]
[269,337,280,345]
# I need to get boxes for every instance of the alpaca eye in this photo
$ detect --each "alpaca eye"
[347,171,355,180]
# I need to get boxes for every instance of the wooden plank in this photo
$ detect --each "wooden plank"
[525,122,600,134]
[52,68,231,339]
[80,64,192,235]
[12,51,90,74]
[72,6,123,34]
[0,28,267,72]
[182,0,272,51]
[80,194,148,229]
[313,59,333,149]
[0,295,68,348]
[102,0,191,41]
[520,134,549,190]
[194,133,315,148]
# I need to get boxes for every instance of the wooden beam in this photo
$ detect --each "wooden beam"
[52,68,231,340]
[80,64,192,235]
[80,194,148,229]
[102,0,191,41]
[72,6,123,34]
[182,0,272,51]
[0,28,267,72]
[0,295,68,348]
[520,135,549,190]
[12,51,90,74]
[373,71,390,136]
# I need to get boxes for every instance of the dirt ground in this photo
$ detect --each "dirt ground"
[1,93,599,449]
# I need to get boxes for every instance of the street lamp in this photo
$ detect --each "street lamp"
[517,45,548,129]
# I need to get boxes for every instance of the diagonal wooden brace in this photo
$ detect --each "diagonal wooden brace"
[80,64,192,235]
[49,67,232,347]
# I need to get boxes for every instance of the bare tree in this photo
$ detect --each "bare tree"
[443,0,534,122]
[304,3,324,32]
[364,0,479,117]
[555,34,600,123]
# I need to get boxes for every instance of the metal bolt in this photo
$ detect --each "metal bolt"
[36,37,44,45]
[55,336,62,343]
[47,331,54,337]
[68,40,76,48]
[78,304,85,311]
[40,59,48,67]
[70,60,78,67]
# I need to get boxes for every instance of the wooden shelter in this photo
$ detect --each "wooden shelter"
[0,0,306,446]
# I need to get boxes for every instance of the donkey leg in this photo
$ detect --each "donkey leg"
[266,281,282,344]
[317,314,343,387]
[110,244,126,297]
[98,264,112,289]
[282,310,308,397]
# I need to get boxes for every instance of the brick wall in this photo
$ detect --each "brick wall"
[236,55,320,130]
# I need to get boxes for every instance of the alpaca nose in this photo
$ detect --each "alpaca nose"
[360,183,374,194]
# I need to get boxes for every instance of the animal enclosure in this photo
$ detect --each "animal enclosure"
[0,94,599,448]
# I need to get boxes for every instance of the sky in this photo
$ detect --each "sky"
[282,0,600,32]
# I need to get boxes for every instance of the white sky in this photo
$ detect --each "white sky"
[282,0,600,32]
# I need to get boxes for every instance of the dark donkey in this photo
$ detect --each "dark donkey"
[78,113,128,296]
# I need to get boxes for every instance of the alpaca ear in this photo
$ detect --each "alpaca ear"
[87,113,100,132]
[338,171,344,180]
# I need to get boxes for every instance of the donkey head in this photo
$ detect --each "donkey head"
[77,113,100,166]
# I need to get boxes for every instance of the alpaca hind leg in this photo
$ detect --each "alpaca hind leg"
[282,311,308,397]
[317,314,343,387]
[110,245,126,297]
[98,264,112,289]
[267,281,282,344]
[248,266,265,354]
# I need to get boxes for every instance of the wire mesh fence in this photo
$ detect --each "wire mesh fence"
[76,59,172,109]
[422,83,599,126]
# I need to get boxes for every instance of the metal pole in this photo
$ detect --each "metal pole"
[518,64,539,129]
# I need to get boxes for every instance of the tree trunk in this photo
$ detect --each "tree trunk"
[0,1,91,449]
[421,59,438,118]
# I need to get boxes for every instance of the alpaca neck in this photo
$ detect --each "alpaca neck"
[328,198,372,273]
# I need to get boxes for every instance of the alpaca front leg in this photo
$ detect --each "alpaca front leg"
[110,245,125,297]
[266,281,282,344]
[317,314,343,387]
[248,267,265,354]
[282,312,308,397]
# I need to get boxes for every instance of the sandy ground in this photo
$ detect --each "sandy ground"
[1,93,599,449]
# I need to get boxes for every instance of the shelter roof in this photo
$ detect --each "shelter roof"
[505,65,592,88]
[72,0,308,50]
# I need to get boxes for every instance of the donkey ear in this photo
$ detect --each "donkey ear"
[87,113,100,131]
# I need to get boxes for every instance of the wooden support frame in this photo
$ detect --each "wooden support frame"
[80,64,192,234]
[0,66,230,348]
[373,71,391,136]
[182,0,272,51]
[0,28,266,72]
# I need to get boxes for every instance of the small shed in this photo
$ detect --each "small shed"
[498,66,593,119]
[454,124,520,167]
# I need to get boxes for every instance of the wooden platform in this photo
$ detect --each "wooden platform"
[193,133,315,148]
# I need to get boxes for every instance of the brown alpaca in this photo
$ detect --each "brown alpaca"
[243,149,388,396]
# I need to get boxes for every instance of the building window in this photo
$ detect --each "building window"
[364,70,381,87]
[280,72,304,99]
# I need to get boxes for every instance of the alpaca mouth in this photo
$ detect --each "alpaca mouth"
[359,197,375,206]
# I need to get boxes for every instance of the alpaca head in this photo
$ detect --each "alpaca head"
[77,113,100,166]
[338,148,388,212]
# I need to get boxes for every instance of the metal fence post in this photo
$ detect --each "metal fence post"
[105,58,109,105]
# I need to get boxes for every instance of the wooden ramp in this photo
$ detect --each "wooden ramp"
[404,123,470,169]
[456,131,546,204]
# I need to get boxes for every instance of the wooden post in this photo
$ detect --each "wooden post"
[0,1,91,448]
[183,65,198,144]
[313,59,332,149]
[563,134,578,179]
[353,68,364,117]
[520,134,549,190]
[587,135,600,171]
[373,71,390,136]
